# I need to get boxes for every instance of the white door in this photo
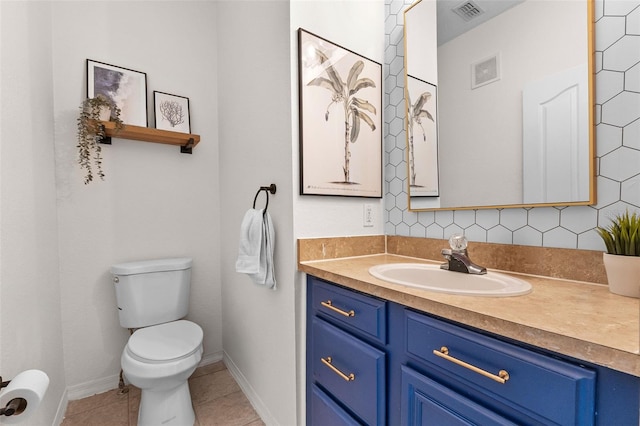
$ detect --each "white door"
[522,64,589,204]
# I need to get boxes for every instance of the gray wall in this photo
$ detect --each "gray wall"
[51,1,222,398]
[0,2,67,424]
[218,2,297,425]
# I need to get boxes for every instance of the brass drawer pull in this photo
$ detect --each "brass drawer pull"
[433,346,510,384]
[321,300,355,317]
[321,356,355,382]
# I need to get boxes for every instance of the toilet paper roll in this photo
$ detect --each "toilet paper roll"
[0,370,49,424]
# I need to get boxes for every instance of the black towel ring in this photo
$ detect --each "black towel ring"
[253,184,277,216]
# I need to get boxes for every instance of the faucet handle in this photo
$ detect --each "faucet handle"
[448,233,468,252]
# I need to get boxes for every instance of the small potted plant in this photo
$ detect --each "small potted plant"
[76,94,123,184]
[596,209,640,298]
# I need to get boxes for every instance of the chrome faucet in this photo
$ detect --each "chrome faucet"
[440,234,486,275]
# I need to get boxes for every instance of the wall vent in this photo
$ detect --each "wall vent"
[452,0,485,22]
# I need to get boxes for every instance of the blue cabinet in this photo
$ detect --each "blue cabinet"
[307,277,388,425]
[306,276,640,426]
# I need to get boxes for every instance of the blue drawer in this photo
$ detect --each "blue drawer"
[405,310,596,425]
[311,277,387,344]
[310,384,362,426]
[311,317,386,425]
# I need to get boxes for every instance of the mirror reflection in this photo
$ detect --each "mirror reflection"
[404,0,595,210]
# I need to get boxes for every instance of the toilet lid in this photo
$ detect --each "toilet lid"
[128,320,203,362]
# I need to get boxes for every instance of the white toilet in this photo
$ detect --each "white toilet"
[111,257,203,426]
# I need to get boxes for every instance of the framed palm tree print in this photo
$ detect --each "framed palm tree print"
[406,75,439,197]
[298,29,382,198]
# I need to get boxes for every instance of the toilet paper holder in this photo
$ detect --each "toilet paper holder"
[0,376,27,417]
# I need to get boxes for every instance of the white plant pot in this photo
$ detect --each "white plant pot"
[603,253,640,298]
[98,106,111,121]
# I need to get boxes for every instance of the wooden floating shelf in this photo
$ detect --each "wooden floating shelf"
[95,120,201,154]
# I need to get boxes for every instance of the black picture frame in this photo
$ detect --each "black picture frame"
[406,75,440,197]
[86,59,148,127]
[298,28,382,198]
[153,91,191,134]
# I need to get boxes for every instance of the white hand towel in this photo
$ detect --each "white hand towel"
[235,209,264,274]
[235,209,276,289]
[253,211,276,289]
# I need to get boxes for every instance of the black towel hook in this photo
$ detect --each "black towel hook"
[253,184,277,215]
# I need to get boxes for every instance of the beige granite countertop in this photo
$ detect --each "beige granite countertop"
[299,253,640,377]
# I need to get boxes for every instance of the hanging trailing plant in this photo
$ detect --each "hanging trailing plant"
[76,94,123,184]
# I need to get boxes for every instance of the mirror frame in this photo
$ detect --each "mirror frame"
[403,0,596,211]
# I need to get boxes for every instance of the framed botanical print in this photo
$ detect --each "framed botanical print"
[154,91,191,133]
[298,29,382,198]
[406,75,439,197]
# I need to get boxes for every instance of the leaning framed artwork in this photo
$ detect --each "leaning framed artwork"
[298,28,382,198]
[154,91,191,133]
[86,59,148,127]
[406,75,439,197]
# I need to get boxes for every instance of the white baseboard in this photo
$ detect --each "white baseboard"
[65,350,223,403]
[223,352,278,426]
[66,374,120,401]
[198,351,223,368]
[53,389,69,426]
[58,352,276,425]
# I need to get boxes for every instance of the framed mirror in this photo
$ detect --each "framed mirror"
[404,0,596,211]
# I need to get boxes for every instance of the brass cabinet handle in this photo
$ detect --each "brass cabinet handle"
[433,346,510,384]
[321,300,355,317]
[321,356,355,382]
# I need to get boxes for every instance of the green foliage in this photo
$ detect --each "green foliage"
[76,95,123,184]
[597,210,640,256]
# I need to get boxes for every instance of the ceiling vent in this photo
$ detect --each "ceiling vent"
[452,0,485,22]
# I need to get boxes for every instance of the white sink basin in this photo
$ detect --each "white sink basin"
[369,263,532,297]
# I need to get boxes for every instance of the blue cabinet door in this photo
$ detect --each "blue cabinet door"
[405,310,596,425]
[401,366,517,426]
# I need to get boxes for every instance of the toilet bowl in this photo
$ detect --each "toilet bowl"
[121,320,203,426]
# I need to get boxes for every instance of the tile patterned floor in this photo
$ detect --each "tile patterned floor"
[61,362,264,426]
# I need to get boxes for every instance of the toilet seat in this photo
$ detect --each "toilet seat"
[127,320,203,363]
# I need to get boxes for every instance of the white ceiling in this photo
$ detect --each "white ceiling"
[437,0,526,45]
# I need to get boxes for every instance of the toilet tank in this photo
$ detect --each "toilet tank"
[111,258,193,329]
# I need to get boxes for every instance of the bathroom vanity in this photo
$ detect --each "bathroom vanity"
[299,238,640,425]
[306,276,638,425]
